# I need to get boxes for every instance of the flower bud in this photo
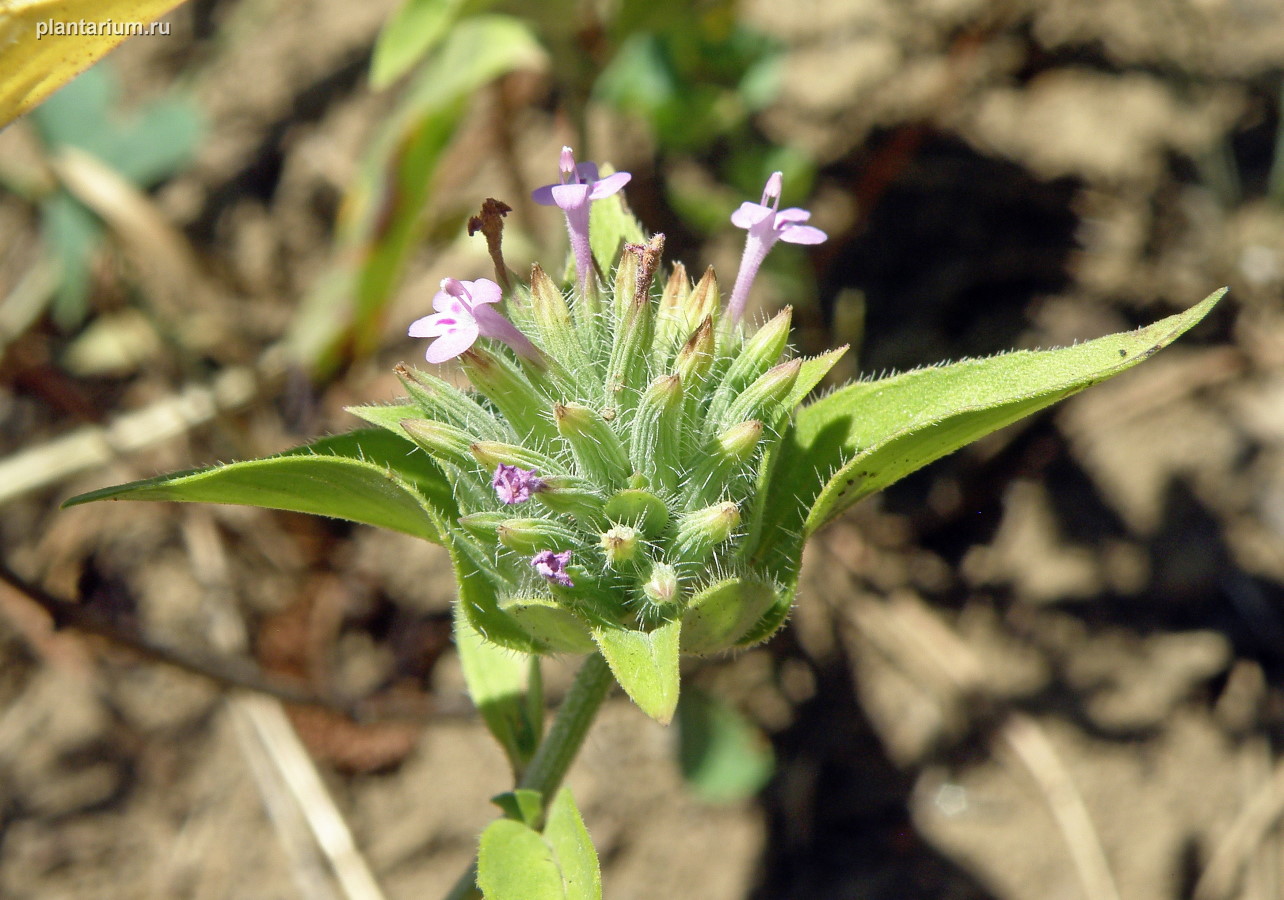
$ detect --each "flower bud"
[457,511,505,545]
[685,266,721,334]
[718,357,800,433]
[461,348,557,445]
[599,524,640,567]
[396,364,501,437]
[642,562,681,607]
[528,263,590,374]
[607,235,663,414]
[628,374,683,491]
[533,474,605,522]
[674,501,740,564]
[497,517,579,555]
[469,441,560,474]
[604,488,669,536]
[689,420,764,506]
[401,418,477,469]
[554,402,631,487]
[706,306,792,425]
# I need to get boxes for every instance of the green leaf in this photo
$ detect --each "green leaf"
[369,0,469,89]
[62,428,455,543]
[676,688,774,803]
[592,618,681,724]
[455,605,540,777]
[346,402,424,435]
[588,166,646,276]
[680,576,778,655]
[478,789,601,900]
[755,290,1225,574]
[0,0,188,128]
[289,14,545,371]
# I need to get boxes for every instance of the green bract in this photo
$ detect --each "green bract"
[63,187,1225,726]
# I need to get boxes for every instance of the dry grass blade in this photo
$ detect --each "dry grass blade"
[0,356,282,505]
[822,542,1121,900]
[182,512,389,900]
[1193,755,1284,900]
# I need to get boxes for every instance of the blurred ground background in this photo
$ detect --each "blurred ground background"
[1,0,1283,897]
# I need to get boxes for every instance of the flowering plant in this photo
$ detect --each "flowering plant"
[65,148,1222,899]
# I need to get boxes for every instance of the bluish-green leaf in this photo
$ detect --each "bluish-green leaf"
[592,618,680,724]
[62,428,455,543]
[676,688,774,803]
[478,788,601,900]
[754,290,1225,575]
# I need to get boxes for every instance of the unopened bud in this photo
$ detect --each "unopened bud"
[554,402,631,487]
[719,358,801,431]
[674,501,741,563]
[401,419,476,469]
[469,441,560,474]
[461,348,557,445]
[457,511,505,545]
[599,524,640,566]
[629,375,683,491]
[497,517,578,555]
[642,562,681,607]
[706,306,792,425]
[395,364,499,437]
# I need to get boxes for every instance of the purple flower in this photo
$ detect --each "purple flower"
[531,146,631,292]
[531,549,574,587]
[409,277,538,364]
[492,464,545,505]
[726,172,827,323]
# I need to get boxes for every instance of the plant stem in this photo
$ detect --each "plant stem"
[443,652,614,900]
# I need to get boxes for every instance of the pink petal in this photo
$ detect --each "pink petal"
[423,318,479,363]
[550,182,592,210]
[775,207,812,225]
[780,224,827,245]
[465,278,503,307]
[588,171,631,200]
[531,183,558,206]
[731,201,773,230]
[409,311,456,337]
[432,292,468,314]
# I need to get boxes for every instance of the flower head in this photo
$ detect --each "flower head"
[409,277,538,364]
[493,464,545,505]
[726,172,827,323]
[532,146,631,292]
[531,549,574,587]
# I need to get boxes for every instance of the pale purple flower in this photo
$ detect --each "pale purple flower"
[726,172,827,323]
[531,549,574,587]
[409,277,538,364]
[493,464,545,505]
[531,146,631,292]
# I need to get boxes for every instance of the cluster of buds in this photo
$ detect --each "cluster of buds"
[376,149,840,717]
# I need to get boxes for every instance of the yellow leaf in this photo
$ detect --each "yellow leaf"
[0,0,188,128]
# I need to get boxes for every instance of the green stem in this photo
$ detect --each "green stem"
[443,652,615,900]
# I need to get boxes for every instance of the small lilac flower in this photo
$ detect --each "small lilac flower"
[493,464,545,505]
[726,172,828,323]
[531,146,631,292]
[531,549,574,587]
[409,277,538,364]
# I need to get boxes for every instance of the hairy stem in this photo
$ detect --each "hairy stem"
[444,651,614,900]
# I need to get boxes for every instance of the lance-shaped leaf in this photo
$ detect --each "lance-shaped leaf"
[755,289,1225,575]
[454,605,541,779]
[62,428,455,543]
[592,618,681,724]
[0,0,189,128]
